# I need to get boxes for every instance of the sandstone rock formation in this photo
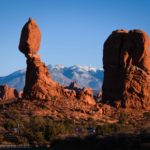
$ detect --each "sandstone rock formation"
[79,87,96,105]
[19,18,96,105]
[19,18,62,100]
[19,18,41,56]
[64,82,96,105]
[102,29,150,110]
[0,84,18,101]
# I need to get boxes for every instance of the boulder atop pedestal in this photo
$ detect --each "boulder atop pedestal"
[19,18,41,56]
[18,18,61,100]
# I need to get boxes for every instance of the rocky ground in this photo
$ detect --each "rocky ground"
[0,97,149,148]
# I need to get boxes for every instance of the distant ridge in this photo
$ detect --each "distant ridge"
[0,65,104,91]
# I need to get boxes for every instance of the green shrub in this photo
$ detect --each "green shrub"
[22,128,36,142]
[98,102,103,107]
[143,112,150,121]
[30,116,45,131]
[4,119,17,129]
[96,123,124,135]
[96,124,114,135]
[2,116,75,144]
[118,112,128,124]
[35,131,45,143]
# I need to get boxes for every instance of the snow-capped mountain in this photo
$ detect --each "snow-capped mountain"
[0,65,104,91]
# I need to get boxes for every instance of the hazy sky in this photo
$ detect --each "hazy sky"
[0,0,150,76]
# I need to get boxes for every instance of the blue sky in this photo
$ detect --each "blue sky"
[0,0,150,76]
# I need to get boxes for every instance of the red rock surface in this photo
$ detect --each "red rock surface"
[102,30,128,102]
[80,87,96,105]
[102,29,150,110]
[19,18,62,100]
[19,18,41,56]
[19,18,96,105]
[23,54,63,100]
[0,84,18,101]
[64,82,96,105]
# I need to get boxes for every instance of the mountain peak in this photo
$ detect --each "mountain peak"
[0,65,104,92]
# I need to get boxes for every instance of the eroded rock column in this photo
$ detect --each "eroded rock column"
[19,18,61,100]
[102,29,150,110]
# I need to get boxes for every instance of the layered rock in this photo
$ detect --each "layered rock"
[19,18,62,100]
[102,29,150,110]
[64,82,96,105]
[0,84,18,101]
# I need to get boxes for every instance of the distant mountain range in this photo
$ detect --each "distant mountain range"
[0,65,104,91]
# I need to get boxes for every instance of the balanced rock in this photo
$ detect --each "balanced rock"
[19,18,96,105]
[19,18,41,56]
[102,29,150,110]
[19,18,61,100]
[0,84,18,101]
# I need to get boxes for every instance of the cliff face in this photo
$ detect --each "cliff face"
[102,29,150,110]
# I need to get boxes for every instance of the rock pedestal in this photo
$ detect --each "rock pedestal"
[19,18,61,100]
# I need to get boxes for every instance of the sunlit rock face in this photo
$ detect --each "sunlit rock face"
[0,84,18,101]
[18,18,96,105]
[19,18,62,100]
[19,18,41,56]
[102,29,150,110]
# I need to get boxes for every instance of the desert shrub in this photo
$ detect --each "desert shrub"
[40,105,48,110]
[3,116,75,144]
[118,112,129,124]
[87,118,97,127]
[96,124,114,135]
[140,127,150,135]
[44,125,53,141]
[44,120,74,141]
[4,119,17,129]
[0,137,3,144]
[22,128,45,144]
[63,120,75,133]
[98,102,103,107]
[35,131,45,143]
[17,136,28,144]
[22,128,35,142]
[143,112,150,121]
[51,96,57,101]
[30,116,46,131]
[0,101,4,109]
[96,123,124,135]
